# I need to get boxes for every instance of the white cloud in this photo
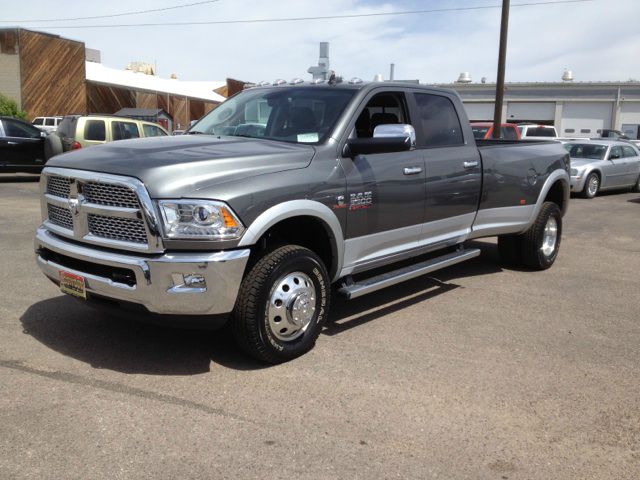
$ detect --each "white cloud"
[7,0,640,83]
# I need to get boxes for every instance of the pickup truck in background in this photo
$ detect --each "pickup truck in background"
[518,123,559,139]
[34,81,570,363]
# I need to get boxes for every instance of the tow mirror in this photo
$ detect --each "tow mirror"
[343,124,416,157]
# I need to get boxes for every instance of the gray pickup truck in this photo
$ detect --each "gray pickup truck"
[35,81,570,363]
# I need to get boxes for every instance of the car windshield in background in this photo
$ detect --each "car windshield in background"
[471,126,490,139]
[564,143,607,160]
[189,87,356,144]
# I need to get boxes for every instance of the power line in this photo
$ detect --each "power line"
[15,0,595,29]
[0,0,221,23]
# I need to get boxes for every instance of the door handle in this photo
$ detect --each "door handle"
[403,166,422,175]
[463,161,479,169]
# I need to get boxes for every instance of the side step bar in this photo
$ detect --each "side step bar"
[338,248,481,300]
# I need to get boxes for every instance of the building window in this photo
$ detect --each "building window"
[580,129,591,134]
[564,128,575,133]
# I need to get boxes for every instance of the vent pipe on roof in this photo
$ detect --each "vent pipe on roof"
[562,69,573,82]
[456,72,472,83]
[390,63,395,81]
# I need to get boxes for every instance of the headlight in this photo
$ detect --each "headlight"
[157,200,245,240]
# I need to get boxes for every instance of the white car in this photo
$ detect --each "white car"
[32,116,63,133]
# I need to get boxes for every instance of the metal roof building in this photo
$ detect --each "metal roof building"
[442,81,640,139]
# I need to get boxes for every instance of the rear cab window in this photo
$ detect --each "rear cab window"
[45,118,56,127]
[524,127,556,137]
[621,145,638,157]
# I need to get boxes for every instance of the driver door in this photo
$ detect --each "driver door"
[602,145,629,188]
[341,90,425,270]
[0,118,45,169]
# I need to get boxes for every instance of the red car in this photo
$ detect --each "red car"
[470,122,521,140]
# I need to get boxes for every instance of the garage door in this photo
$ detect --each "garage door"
[506,102,555,122]
[560,102,612,136]
[462,103,494,121]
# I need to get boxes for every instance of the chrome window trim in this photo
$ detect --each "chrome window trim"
[40,167,164,253]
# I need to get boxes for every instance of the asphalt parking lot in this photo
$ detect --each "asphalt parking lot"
[0,174,638,480]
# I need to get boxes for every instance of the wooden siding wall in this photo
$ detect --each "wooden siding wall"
[86,83,135,114]
[19,30,86,118]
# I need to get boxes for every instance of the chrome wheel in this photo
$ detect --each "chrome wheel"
[541,216,558,257]
[587,174,599,197]
[267,271,317,342]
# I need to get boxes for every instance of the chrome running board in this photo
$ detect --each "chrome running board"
[338,248,481,299]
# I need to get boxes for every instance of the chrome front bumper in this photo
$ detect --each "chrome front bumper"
[35,226,250,316]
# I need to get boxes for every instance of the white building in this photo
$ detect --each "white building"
[443,81,640,139]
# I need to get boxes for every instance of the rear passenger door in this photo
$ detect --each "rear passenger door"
[111,121,140,141]
[603,145,629,188]
[409,91,481,244]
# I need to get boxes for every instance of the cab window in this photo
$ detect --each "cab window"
[112,121,140,141]
[609,146,623,159]
[45,118,56,126]
[84,120,106,141]
[412,93,463,147]
[501,126,518,140]
[3,119,40,138]
[353,91,410,139]
[32,118,44,126]
[143,124,167,137]
[622,145,638,157]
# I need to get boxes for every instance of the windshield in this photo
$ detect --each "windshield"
[189,87,356,144]
[471,126,490,139]
[564,143,607,160]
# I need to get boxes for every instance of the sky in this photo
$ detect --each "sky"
[2,0,639,84]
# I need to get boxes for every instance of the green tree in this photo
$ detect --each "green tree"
[0,93,27,120]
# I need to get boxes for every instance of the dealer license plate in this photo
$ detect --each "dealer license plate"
[59,271,86,299]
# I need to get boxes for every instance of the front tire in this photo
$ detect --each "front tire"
[632,174,640,193]
[232,245,330,363]
[581,172,599,198]
[521,202,562,270]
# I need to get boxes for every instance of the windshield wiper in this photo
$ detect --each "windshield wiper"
[186,130,204,135]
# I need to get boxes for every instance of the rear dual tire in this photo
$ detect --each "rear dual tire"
[498,202,562,270]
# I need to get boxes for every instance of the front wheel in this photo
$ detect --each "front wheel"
[521,202,562,270]
[231,245,330,363]
[581,172,599,198]
[632,174,640,193]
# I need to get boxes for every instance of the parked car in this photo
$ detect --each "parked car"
[48,115,169,155]
[518,123,558,139]
[598,129,629,140]
[0,116,48,173]
[470,122,520,140]
[564,140,640,198]
[35,82,570,363]
[32,116,63,133]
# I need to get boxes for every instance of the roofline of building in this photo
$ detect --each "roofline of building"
[439,81,640,87]
[0,26,85,46]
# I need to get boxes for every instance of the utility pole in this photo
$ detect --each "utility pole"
[492,0,510,139]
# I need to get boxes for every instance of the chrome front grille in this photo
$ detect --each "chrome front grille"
[47,204,73,230]
[88,214,147,244]
[82,182,139,209]
[46,175,70,198]
[41,168,163,253]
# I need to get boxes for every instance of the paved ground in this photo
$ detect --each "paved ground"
[0,173,639,479]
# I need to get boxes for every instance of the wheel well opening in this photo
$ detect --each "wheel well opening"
[545,180,567,214]
[255,216,336,277]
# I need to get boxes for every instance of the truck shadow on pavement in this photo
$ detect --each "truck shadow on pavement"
[0,174,40,182]
[20,241,503,373]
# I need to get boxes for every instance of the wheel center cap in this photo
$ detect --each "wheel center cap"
[289,293,314,327]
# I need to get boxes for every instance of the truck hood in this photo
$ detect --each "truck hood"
[47,135,316,198]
